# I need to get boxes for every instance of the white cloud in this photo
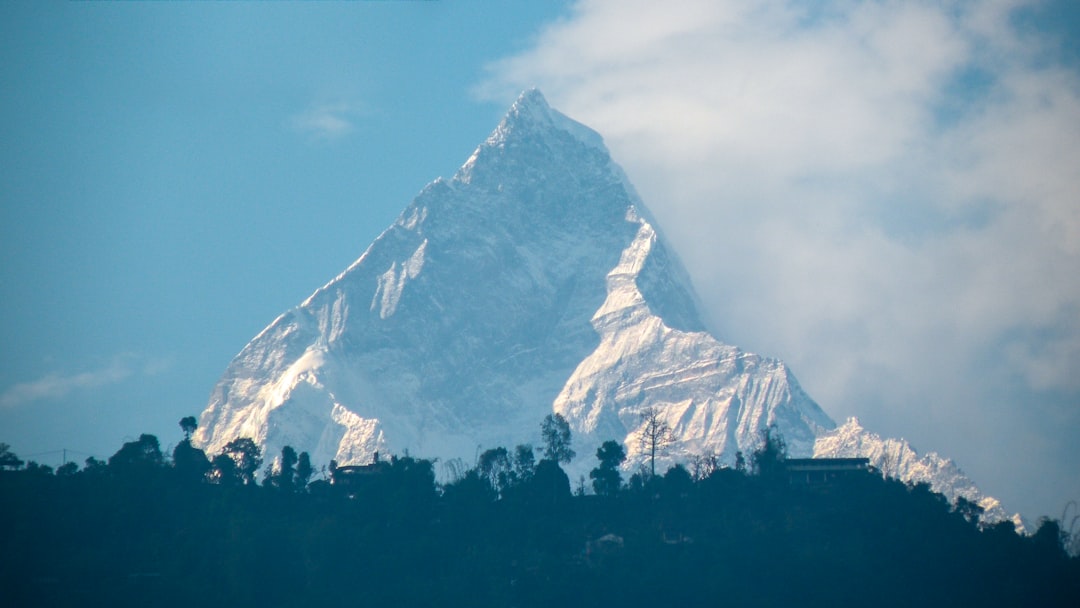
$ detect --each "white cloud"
[290,101,363,140]
[0,355,172,409]
[481,0,1080,517]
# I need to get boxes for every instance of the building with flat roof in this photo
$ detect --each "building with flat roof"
[784,457,870,485]
[330,452,391,490]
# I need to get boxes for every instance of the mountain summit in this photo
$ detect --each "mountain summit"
[195,91,1006,520]
[195,89,829,469]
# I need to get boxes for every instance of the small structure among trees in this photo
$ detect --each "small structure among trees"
[330,452,392,488]
[783,457,870,485]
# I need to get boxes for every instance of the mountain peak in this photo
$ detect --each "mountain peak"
[196,92,823,486]
[500,88,557,136]
[483,88,606,152]
[454,89,612,199]
[511,87,550,116]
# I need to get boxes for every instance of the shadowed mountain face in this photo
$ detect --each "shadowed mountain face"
[196,92,1016,522]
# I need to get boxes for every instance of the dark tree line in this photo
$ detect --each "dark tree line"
[1,419,1077,607]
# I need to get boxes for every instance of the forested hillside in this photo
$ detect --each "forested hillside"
[1,419,1076,607]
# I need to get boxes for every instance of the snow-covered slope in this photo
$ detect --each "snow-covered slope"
[195,90,1009,521]
[552,209,834,471]
[815,418,1013,525]
[194,89,830,472]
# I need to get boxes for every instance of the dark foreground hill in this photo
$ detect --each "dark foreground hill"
[0,434,1076,608]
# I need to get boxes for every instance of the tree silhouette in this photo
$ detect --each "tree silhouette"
[179,416,198,440]
[663,463,693,496]
[638,407,674,477]
[734,450,746,473]
[209,453,240,485]
[442,469,497,512]
[954,495,984,526]
[221,438,262,486]
[267,445,299,491]
[173,439,210,483]
[387,454,437,512]
[0,443,23,470]
[108,434,164,475]
[540,413,575,465]
[173,415,208,483]
[590,440,626,497]
[526,459,572,506]
[751,425,787,479]
[83,456,106,476]
[296,451,313,490]
[23,461,53,476]
[1032,517,1069,559]
[512,444,535,483]
[688,451,720,481]
[1,424,1079,606]
[478,447,512,495]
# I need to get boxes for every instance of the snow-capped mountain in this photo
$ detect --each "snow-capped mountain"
[194,89,828,469]
[195,90,1010,522]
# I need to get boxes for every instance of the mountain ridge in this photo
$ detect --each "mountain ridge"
[815,417,1016,526]
[195,90,1013,524]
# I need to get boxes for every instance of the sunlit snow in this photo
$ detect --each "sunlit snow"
[193,90,1012,522]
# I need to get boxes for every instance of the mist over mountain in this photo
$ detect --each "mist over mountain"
[195,90,1009,521]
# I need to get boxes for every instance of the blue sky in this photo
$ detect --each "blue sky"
[2,0,1078,521]
[0,0,569,455]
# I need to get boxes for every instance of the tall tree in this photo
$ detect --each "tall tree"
[478,447,512,495]
[540,414,575,465]
[267,445,299,491]
[638,407,674,478]
[295,451,314,490]
[512,444,535,484]
[590,440,626,497]
[751,425,787,479]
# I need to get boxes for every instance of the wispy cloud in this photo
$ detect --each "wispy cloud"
[481,0,1080,517]
[0,355,172,409]
[290,101,364,140]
